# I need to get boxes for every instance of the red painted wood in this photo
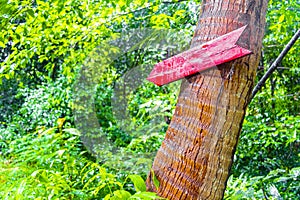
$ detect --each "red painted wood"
[147,25,252,86]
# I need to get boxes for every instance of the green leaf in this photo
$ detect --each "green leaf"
[0,41,5,48]
[151,169,160,190]
[128,175,146,192]
[26,8,35,18]
[278,15,285,23]
[110,190,132,200]
[130,191,163,199]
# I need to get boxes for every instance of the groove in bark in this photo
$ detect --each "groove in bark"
[146,0,268,199]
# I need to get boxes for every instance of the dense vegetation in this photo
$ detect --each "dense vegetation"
[0,0,299,199]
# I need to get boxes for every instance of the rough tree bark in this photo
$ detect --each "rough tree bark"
[146,0,269,199]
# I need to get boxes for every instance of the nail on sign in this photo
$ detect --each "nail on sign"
[147,25,252,86]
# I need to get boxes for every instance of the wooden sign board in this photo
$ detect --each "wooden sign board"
[147,25,252,86]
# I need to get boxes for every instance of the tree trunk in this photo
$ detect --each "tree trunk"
[146,0,268,199]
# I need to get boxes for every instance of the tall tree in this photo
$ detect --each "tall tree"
[146,0,269,199]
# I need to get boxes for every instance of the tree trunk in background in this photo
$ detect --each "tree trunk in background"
[146,0,268,199]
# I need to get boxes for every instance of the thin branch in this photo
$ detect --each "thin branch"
[257,66,291,70]
[251,29,300,99]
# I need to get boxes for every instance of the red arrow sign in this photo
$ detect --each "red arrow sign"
[147,25,252,86]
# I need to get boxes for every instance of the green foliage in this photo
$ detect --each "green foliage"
[257,0,300,117]
[226,0,300,198]
[228,114,300,199]
[225,167,300,199]
[0,77,74,156]
[0,126,160,199]
[17,77,73,131]
[234,114,299,175]
[0,0,299,199]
